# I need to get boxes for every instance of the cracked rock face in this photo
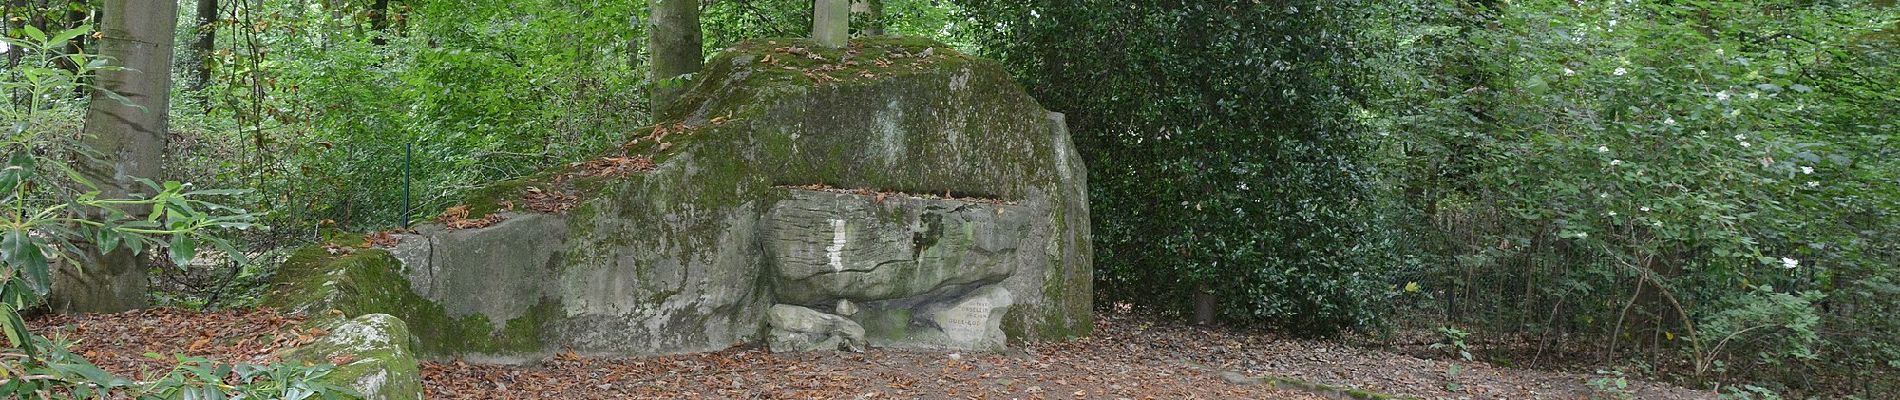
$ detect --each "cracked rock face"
[268,37,1092,362]
[765,189,1029,305]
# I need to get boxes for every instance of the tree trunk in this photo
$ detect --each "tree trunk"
[368,0,389,45]
[860,0,884,36]
[188,0,216,93]
[646,0,701,121]
[1192,283,1217,325]
[50,0,177,314]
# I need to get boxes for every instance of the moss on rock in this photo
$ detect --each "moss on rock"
[283,314,423,400]
[265,245,553,359]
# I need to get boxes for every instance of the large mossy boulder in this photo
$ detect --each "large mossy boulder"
[268,37,1092,361]
[282,314,423,400]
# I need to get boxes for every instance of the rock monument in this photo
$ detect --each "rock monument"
[267,36,1092,363]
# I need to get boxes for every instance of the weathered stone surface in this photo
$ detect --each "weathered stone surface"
[765,189,1028,305]
[766,304,865,352]
[284,314,423,400]
[855,284,1012,351]
[389,213,565,330]
[269,37,1091,361]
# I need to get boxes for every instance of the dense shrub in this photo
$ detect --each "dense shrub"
[958,0,1415,335]
[1368,0,1900,395]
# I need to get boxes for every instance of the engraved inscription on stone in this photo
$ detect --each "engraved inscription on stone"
[934,296,991,343]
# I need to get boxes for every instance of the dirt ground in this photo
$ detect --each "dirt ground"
[29,308,1716,399]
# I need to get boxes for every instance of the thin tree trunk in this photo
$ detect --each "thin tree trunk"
[368,0,388,45]
[862,0,883,36]
[646,0,701,121]
[50,0,177,314]
[188,0,216,93]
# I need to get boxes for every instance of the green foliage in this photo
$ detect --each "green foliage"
[958,0,1412,335]
[1,335,356,399]
[1,24,254,352]
[1431,326,1474,362]
[0,21,341,400]
[1365,0,1900,394]
[1588,369,1635,400]
[185,0,645,234]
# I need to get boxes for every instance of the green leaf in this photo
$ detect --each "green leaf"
[170,234,197,266]
[210,237,247,265]
[2,230,51,296]
[50,26,89,45]
[0,303,33,358]
[184,189,250,197]
[97,226,122,253]
[0,151,34,191]
[20,25,46,42]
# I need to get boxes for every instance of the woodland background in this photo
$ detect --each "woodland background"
[1,0,1897,398]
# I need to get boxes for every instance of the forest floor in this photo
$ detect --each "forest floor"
[28,308,1715,399]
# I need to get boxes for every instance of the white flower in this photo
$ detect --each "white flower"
[1614,67,1628,76]
[1716,49,1725,56]
[1598,145,1610,153]
[1608,211,1618,217]
[1806,181,1820,188]
[1609,19,1619,27]
[1781,257,1799,269]
[1663,117,1677,126]
[1749,92,1760,100]
[1716,91,1731,101]
[1599,193,1610,199]
[1564,68,1578,77]
[1640,206,1651,212]
[1733,134,1746,141]
[1801,166,1814,174]
[1611,159,1624,166]
[1741,141,1751,148]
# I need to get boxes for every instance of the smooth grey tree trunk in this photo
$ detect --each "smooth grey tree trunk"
[647,0,701,120]
[51,0,177,314]
[813,0,848,48]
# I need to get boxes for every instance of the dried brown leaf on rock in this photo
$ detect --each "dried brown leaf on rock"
[438,205,505,230]
[522,187,581,214]
[575,156,655,178]
[363,230,400,248]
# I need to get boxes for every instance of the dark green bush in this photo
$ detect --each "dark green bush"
[958,0,1413,335]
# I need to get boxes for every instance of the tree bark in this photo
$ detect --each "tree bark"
[1192,283,1217,325]
[858,0,884,36]
[368,0,389,45]
[646,0,701,121]
[50,0,177,314]
[188,0,216,93]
